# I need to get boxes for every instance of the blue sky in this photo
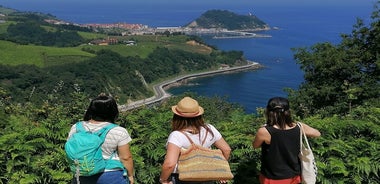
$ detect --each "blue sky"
[0,0,374,26]
[0,0,376,6]
[1,0,376,15]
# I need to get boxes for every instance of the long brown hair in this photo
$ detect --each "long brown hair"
[265,97,293,129]
[171,114,214,139]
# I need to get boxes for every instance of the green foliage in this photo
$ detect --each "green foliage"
[303,114,380,183]
[0,43,243,105]
[0,11,88,47]
[188,10,267,30]
[289,3,380,117]
[284,5,380,182]
[4,22,85,47]
[1,85,380,184]
[0,90,88,184]
[119,107,171,184]
[0,9,245,107]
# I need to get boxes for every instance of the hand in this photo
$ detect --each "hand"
[159,178,172,184]
[128,176,134,184]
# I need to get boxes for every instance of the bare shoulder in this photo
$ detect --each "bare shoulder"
[253,126,270,148]
[257,126,269,135]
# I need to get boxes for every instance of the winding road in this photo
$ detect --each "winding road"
[119,61,262,112]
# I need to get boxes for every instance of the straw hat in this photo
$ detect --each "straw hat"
[171,97,204,117]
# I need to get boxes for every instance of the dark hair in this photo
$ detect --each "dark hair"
[84,94,119,123]
[265,97,293,129]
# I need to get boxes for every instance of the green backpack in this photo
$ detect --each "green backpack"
[65,121,117,177]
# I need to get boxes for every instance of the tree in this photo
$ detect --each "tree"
[288,3,380,117]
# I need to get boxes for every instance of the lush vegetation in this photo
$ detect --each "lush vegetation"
[4,22,84,46]
[185,9,268,30]
[0,12,90,47]
[0,92,378,184]
[0,46,244,104]
[288,4,380,118]
[0,9,246,105]
[0,3,379,184]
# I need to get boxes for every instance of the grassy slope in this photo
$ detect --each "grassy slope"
[79,34,212,58]
[0,21,12,33]
[0,33,212,67]
[0,40,95,67]
[1,7,213,67]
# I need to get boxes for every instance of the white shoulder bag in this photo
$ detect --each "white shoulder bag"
[297,122,317,184]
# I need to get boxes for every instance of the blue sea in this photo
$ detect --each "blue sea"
[0,0,375,113]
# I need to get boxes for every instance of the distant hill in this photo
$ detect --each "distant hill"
[185,9,269,31]
[0,5,18,15]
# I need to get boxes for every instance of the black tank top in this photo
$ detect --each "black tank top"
[261,125,301,179]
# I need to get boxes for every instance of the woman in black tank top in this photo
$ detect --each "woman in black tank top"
[252,97,321,184]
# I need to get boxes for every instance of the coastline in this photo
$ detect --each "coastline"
[119,61,263,112]
[212,34,272,39]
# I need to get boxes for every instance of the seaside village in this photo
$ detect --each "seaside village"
[43,18,224,46]
[0,11,270,46]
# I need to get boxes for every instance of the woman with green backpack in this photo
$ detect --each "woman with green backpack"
[66,94,134,184]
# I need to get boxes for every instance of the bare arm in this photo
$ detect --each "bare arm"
[252,127,270,148]
[213,137,231,160]
[160,143,181,184]
[118,144,134,184]
[300,122,321,138]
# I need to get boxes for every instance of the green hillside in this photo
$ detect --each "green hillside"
[0,5,17,14]
[0,40,94,67]
[185,9,269,30]
[0,6,226,68]
[0,7,214,67]
[78,35,213,59]
[0,8,245,104]
[0,35,212,67]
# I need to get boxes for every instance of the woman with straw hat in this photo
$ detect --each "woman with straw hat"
[159,97,231,184]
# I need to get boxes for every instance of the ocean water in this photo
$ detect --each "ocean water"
[168,4,374,113]
[0,0,375,113]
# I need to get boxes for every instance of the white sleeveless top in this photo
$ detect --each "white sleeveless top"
[166,124,222,149]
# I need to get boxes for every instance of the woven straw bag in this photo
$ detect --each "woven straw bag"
[177,131,233,181]
[298,122,317,184]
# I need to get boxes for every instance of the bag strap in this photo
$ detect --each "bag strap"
[75,121,117,141]
[297,122,311,151]
[180,130,208,146]
[75,121,86,132]
[95,123,117,140]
